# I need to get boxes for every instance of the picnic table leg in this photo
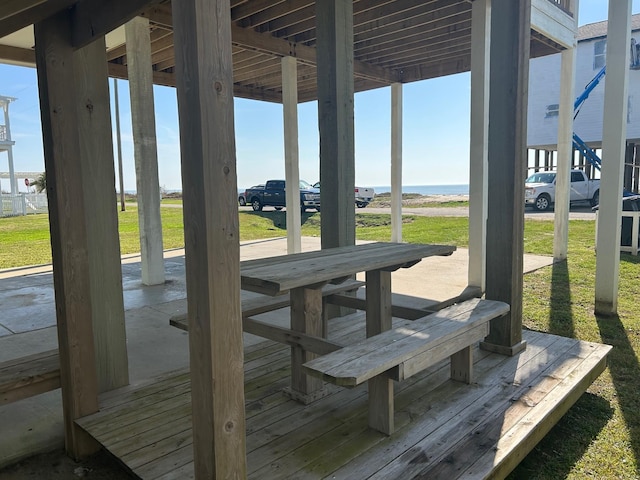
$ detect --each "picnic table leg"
[366,269,394,434]
[287,286,325,403]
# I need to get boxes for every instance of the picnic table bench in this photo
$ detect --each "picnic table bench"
[239,242,457,404]
[0,349,60,405]
[304,298,510,434]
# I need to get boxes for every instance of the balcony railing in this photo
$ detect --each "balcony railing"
[547,0,573,17]
[0,125,6,141]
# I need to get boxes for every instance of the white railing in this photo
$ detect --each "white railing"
[0,125,6,141]
[0,193,48,217]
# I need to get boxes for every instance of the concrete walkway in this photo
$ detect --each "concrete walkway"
[0,237,554,468]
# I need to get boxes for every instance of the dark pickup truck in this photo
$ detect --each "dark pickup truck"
[244,180,321,213]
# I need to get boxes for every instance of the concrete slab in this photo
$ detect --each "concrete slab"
[0,237,554,469]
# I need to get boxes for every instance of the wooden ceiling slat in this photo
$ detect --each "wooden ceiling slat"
[237,0,313,29]
[375,39,471,68]
[401,53,471,82]
[356,25,471,63]
[231,0,287,22]
[255,4,315,36]
[0,0,569,104]
[353,3,470,46]
[355,20,471,59]
[108,29,170,62]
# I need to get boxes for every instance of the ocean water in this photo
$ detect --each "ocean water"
[232,185,469,196]
[370,184,469,195]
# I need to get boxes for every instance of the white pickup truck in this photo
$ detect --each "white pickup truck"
[312,183,375,208]
[525,170,600,211]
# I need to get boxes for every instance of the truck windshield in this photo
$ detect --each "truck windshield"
[526,173,556,184]
[299,180,312,189]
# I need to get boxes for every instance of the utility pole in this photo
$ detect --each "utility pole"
[113,78,126,211]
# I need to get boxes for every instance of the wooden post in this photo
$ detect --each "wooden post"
[468,0,490,292]
[316,0,356,250]
[390,82,403,243]
[366,270,393,434]
[172,0,247,477]
[125,16,165,286]
[554,12,579,262]
[74,37,129,393]
[534,149,540,172]
[288,287,325,402]
[282,56,302,254]
[481,0,530,356]
[595,0,632,316]
[34,10,100,459]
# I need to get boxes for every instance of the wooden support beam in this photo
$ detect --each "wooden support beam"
[172,0,247,477]
[317,0,356,250]
[0,0,76,38]
[481,0,530,356]
[125,16,165,286]
[71,0,164,49]
[595,0,632,315]
[468,0,490,292]
[34,10,100,459]
[282,56,302,254]
[554,25,578,262]
[390,83,403,243]
[74,37,129,393]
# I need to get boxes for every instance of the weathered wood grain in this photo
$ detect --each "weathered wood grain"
[241,243,455,295]
[76,323,611,480]
[0,350,60,405]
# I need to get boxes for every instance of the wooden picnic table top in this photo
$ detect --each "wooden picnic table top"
[240,242,455,296]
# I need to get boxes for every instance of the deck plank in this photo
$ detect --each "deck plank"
[76,322,611,480]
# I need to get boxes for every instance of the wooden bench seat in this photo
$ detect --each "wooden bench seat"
[170,279,365,337]
[303,298,510,434]
[0,349,60,406]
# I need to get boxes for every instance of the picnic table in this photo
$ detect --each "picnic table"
[240,242,456,403]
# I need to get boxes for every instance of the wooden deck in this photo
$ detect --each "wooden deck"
[76,312,611,480]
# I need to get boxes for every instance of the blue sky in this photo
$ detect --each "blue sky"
[1,1,639,193]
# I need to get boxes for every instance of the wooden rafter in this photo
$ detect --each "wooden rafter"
[0,0,572,103]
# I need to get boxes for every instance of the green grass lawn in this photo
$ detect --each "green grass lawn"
[1,208,639,478]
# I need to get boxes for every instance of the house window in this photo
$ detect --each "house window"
[545,104,559,118]
[594,39,606,69]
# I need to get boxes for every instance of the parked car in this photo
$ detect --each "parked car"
[312,182,375,208]
[244,180,320,212]
[525,170,600,211]
[239,184,263,206]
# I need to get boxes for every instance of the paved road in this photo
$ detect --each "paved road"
[360,205,596,220]
[195,203,597,220]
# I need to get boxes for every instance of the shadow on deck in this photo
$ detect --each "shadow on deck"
[76,312,611,480]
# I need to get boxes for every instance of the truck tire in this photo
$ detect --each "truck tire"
[238,196,246,206]
[301,203,306,214]
[251,198,263,211]
[535,193,551,211]
[356,201,368,208]
[590,190,600,207]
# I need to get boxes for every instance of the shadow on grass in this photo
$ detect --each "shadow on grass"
[509,260,615,478]
[596,312,640,473]
[244,209,319,230]
[509,392,613,479]
[548,260,575,339]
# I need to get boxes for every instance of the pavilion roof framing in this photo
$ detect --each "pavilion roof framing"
[0,0,570,104]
